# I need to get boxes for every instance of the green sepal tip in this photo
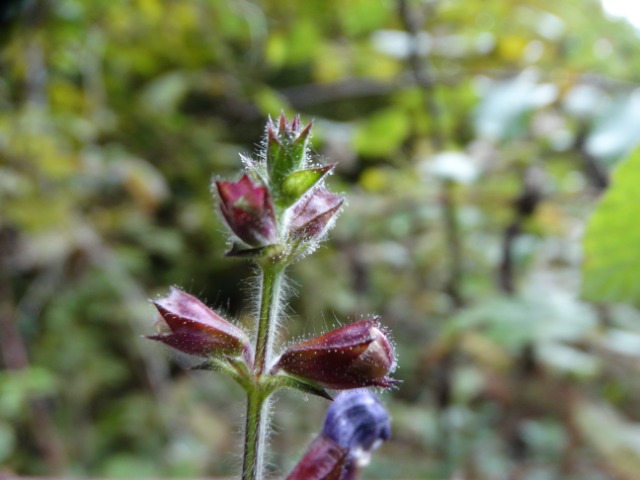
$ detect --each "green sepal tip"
[278,164,336,207]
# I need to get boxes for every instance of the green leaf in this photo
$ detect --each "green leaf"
[278,164,335,207]
[264,374,333,401]
[582,147,640,306]
[574,399,640,480]
[354,109,410,157]
[0,421,15,464]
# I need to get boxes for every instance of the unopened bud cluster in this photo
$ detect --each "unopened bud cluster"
[215,115,343,259]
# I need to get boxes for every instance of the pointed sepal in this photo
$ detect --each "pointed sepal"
[190,355,253,392]
[264,375,334,401]
[289,187,344,241]
[224,243,269,258]
[278,164,336,207]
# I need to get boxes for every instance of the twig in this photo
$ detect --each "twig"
[498,167,544,294]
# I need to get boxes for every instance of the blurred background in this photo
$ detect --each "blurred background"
[1,0,640,478]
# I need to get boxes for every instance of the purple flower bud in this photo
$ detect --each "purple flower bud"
[285,436,348,480]
[146,287,249,358]
[215,174,277,246]
[289,187,344,241]
[286,390,390,480]
[273,320,397,390]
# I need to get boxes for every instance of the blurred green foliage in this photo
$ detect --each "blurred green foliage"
[1,0,640,478]
[582,148,640,307]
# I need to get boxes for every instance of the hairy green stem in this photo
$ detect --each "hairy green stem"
[254,264,284,375]
[242,390,267,480]
[242,263,285,480]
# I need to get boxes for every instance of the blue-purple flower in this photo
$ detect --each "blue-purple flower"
[286,390,391,480]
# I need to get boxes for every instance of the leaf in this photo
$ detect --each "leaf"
[574,400,640,480]
[446,289,596,353]
[0,421,15,464]
[585,92,640,161]
[582,147,640,306]
[265,375,333,401]
[354,109,410,157]
[474,71,557,141]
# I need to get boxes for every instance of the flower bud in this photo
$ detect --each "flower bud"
[147,287,249,358]
[286,390,390,480]
[273,320,397,389]
[215,174,277,246]
[266,113,312,185]
[289,187,344,241]
[285,436,348,480]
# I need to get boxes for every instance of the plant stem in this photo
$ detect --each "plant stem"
[242,263,285,480]
[254,264,284,375]
[441,180,463,308]
[242,389,267,480]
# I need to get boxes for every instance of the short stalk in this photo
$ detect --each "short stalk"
[242,262,286,480]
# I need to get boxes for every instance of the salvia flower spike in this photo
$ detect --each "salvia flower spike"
[272,319,397,389]
[147,287,250,359]
[286,390,391,480]
[215,174,277,247]
[147,115,397,480]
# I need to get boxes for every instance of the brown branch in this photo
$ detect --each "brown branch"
[574,125,609,191]
[397,0,462,308]
[498,167,544,294]
[397,0,444,150]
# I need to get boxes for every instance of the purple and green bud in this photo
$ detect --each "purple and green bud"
[289,187,344,241]
[215,174,277,247]
[286,390,390,480]
[272,320,397,390]
[147,287,250,358]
